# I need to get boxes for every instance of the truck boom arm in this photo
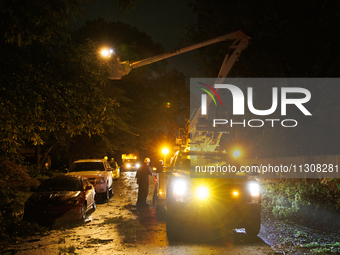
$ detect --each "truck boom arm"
[106,30,249,152]
[106,30,249,80]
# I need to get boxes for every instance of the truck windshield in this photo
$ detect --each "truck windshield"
[174,152,231,168]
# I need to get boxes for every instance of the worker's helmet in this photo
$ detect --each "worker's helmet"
[144,157,151,163]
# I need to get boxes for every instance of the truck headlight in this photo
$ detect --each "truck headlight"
[249,183,259,196]
[126,163,131,168]
[135,163,140,168]
[249,182,260,203]
[173,180,187,195]
[196,186,209,199]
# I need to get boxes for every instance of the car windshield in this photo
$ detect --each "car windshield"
[37,178,82,192]
[69,162,105,172]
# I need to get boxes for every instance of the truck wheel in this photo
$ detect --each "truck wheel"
[245,222,261,237]
[166,215,181,242]
[245,210,261,237]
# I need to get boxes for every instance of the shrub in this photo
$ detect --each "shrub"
[0,160,40,191]
[261,179,340,221]
[0,161,41,240]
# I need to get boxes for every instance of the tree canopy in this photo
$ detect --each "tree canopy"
[76,19,189,157]
[0,1,190,166]
[0,1,131,164]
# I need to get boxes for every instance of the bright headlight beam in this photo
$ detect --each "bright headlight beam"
[174,180,186,195]
[197,186,209,199]
[249,183,260,196]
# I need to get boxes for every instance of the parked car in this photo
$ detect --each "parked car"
[66,159,114,201]
[23,176,96,224]
[110,161,121,180]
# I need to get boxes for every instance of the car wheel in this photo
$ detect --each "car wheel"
[104,186,110,201]
[81,204,87,222]
[92,199,96,210]
[109,183,113,196]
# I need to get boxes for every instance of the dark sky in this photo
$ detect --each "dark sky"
[73,0,199,79]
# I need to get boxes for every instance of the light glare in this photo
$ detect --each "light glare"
[233,149,241,158]
[100,48,114,58]
[174,180,186,195]
[197,186,209,199]
[101,49,109,57]
[249,183,260,196]
[162,148,169,155]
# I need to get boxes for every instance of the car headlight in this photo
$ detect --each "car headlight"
[96,177,105,184]
[196,186,209,199]
[173,180,187,195]
[135,163,140,168]
[66,199,80,206]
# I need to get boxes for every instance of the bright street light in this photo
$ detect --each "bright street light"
[162,147,169,165]
[100,48,114,59]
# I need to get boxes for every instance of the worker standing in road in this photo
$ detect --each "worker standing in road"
[136,157,152,207]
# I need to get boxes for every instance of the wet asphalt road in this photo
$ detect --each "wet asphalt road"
[3,172,275,255]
